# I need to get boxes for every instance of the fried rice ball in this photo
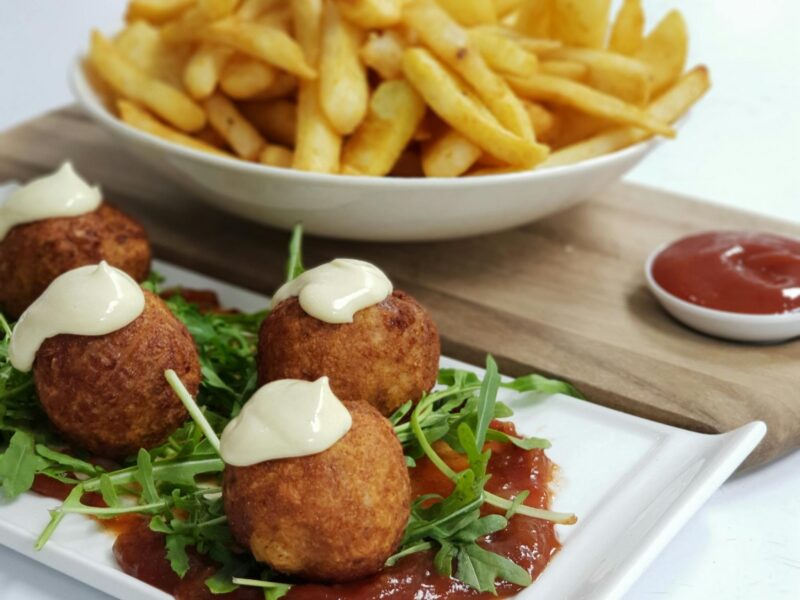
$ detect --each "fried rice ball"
[33,291,200,459]
[0,202,151,319]
[258,290,440,416]
[223,401,411,582]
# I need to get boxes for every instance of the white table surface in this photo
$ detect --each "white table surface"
[0,1,798,599]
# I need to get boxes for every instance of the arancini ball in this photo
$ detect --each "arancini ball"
[33,290,200,459]
[258,290,440,416]
[0,202,151,319]
[223,401,411,582]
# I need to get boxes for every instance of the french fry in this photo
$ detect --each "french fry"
[239,99,297,146]
[544,47,651,104]
[319,0,368,135]
[90,30,206,132]
[252,72,298,99]
[468,28,538,77]
[114,21,192,88]
[508,73,674,136]
[203,92,266,159]
[421,129,482,177]
[515,0,552,38]
[341,80,426,176]
[117,99,228,156]
[259,144,295,167]
[543,66,710,166]
[548,105,607,147]
[291,0,342,172]
[436,0,497,26]
[550,0,611,48]
[183,43,234,99]
[403,0,534,141]
[161,1,239,42]
[608,0,644,55]
[493,0,520,18]
[336,0,402,28]
[126,0,194,23]
[360,30,406,80]
[635,10,688,95]
[402,48,548,166]
[539,60,587,80]
[522,101,559,144]
[195,125,230,148]
[198,19,316,79]
[237,0,285,19]
[257,5,293,31]
[219,55,278,98]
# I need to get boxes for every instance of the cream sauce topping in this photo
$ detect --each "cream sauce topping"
[0,162,102,241]
[271,259,392,323]
[8,262,145,372]
[220,377,352,466]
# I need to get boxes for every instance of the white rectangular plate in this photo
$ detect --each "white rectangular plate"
[0,261,766,600]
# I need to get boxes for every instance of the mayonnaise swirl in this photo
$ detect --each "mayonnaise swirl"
[220,377,352,466]
[271,258,392,323]
[8,262,145,372]
[0,162,102,241]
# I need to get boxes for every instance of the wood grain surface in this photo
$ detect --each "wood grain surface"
[0,106,797,469]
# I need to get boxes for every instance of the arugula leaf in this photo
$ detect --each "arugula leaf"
[284,223,305,282]
[0,431,46,497]
[456,543,532,592]
[165,533,192,578]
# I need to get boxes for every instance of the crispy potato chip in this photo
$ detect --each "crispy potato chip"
[422,129,482,177]
[508,73,674,136]
[551,0,611,48]
[342,80,426,176]
[117,99,228,155]
[204,92,266,159]
[402,47,548,166]
[635,10,688,95]
[337,0,402,28]
[608,0,644,55]
[220,55,278,98]
[291,0,342,172]
[543,65,709,166]
[545,46,651,104]
[239,99,297,146]
[468,28,538,77]
[403,0,534,141]
[183,43,234,99]
[319,0,369,134]
[90,30,206,132]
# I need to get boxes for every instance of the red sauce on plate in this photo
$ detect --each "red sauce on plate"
[651,231,800,314]
[33,422,559,599]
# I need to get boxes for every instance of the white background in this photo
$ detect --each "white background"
[0,1,799,599]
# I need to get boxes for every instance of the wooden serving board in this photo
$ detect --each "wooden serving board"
[1,106,798,469]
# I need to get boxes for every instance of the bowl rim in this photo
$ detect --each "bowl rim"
[70,56,659,189]
[644,237,800,324]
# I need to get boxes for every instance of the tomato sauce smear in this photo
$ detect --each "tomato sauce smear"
[34,421,560,600]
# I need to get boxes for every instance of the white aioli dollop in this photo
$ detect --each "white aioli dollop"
[8,262,145,372]
[220,377,352,466]
[271,258,393,323]
[0,162,102,241]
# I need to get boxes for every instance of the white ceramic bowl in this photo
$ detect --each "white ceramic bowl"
[70,59,660,242]
[644,245,800,344]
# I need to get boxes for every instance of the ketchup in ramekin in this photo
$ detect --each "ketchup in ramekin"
[651,231,800,315]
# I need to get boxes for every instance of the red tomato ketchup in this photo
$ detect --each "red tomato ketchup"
[651,231,800,314]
